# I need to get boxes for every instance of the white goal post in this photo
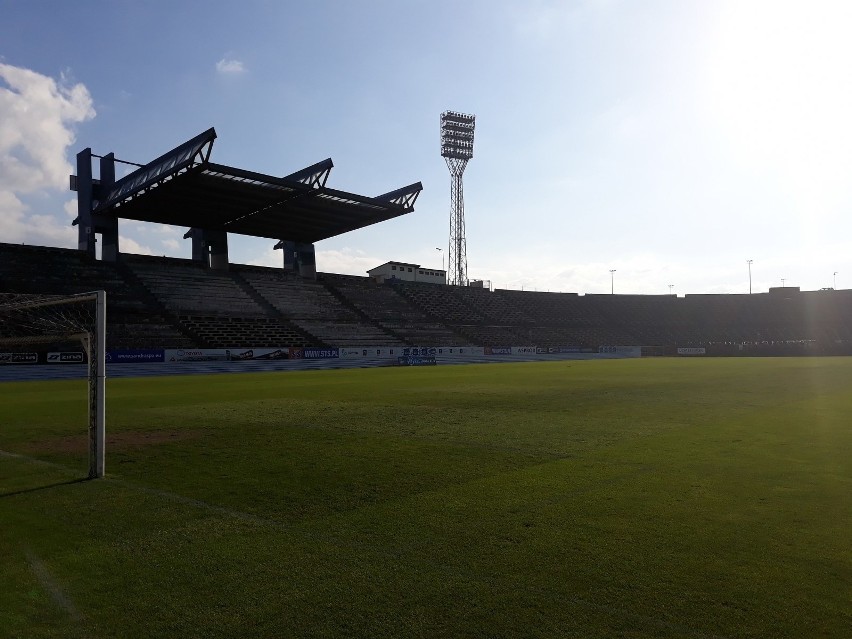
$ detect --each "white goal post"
[0,291,106,478]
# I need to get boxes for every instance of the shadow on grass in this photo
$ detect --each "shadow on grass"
[0,477,90,499]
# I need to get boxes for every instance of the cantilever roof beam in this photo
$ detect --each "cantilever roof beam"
[284,158,333,188]
[96,128,217,212]
[375,182,423,210]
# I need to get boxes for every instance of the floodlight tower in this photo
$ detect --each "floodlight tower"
[441,111,475,286]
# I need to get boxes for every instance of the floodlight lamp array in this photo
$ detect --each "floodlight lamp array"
[440,111,475,160]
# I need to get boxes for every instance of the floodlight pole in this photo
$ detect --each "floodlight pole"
[833,271,838,289]
[441,111,475,287]
[747,259,753,294]
[668,284,674,295]
[436,247,444,272]
[609,269,616,295]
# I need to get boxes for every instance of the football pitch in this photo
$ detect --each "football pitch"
[1,358,849,638]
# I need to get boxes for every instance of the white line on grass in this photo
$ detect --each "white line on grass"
[25,549,83,622]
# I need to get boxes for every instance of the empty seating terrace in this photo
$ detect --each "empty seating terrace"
[492,290,635,346]
[389,280,520,345]
[125,256,309,348]
[0,243,191,349]
[393,280,491,324]
[234,266,400,347]
[322,274,466,346]
[126,255,263,316]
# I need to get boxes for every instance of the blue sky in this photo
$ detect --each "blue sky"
[2,0,851,294]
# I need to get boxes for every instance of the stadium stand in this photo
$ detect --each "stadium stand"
[3,242,852,355]
[321,274,467,346]
[122,255,312,348]
[234,266,401,347]
[0,243,191,348]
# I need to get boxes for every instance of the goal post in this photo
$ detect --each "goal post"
[87,291,106,478]
[0,290,106,478]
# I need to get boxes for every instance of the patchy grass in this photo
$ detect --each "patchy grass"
[1,358,850,638]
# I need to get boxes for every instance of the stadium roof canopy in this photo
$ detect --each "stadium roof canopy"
[82,128,422,244]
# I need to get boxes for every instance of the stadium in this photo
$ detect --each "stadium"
[2,127,851,371]
[2,126,850,638]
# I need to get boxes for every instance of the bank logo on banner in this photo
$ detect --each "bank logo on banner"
[0,352,38,364]
[47,352,85,363]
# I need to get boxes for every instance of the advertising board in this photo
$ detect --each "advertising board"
[46,352,85,363]
[0,352,38,364]
[397,356,437,366]
[107,349,164,363]
[302,348,340,359]
[165,348,290,363]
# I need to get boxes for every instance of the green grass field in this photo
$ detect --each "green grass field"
[1,358,850,638]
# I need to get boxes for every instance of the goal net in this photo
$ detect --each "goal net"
[0,291,106,478]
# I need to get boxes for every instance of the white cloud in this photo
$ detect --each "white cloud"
[161,238,180,251]
[216,58,245,74]
[315,248,383,276]
[243,245,380,275]
[155,224,183,236]
[119,235,153,256]
[246,246,280,268]
[0,191,76,245]
[0,63,95,246]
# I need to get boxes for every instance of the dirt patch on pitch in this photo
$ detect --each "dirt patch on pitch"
[23,430,203,455]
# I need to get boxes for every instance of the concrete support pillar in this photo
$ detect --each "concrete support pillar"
[185,228,206,263]
[208,230,229,270]
[273,239,296,273]
[97,154,119,262]
[76,148,95,257]
[184,228,229,270]
[295,242,316,279]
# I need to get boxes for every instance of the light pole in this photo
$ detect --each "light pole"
[747,259,753,294]
[435,247,444,272]
[441,110,475,286]
[668,284,674,296]
[834,271,838,290]
[609,269,616,295]
[781,278,785,288]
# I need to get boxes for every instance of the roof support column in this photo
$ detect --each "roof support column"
[208,230,229,270]
[273,239,296,273]
[75,148,95,257]
[295,242,316,280]
[184,228,229,270]
[185,228,206,263]
[96,153,119,262]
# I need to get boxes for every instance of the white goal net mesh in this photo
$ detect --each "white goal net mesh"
[0,292,97,350]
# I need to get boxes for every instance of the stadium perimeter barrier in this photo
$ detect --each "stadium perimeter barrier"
[0,344,646,382]
[2,345,650,366]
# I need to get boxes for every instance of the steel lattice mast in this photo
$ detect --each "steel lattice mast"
[440,111,475,286]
